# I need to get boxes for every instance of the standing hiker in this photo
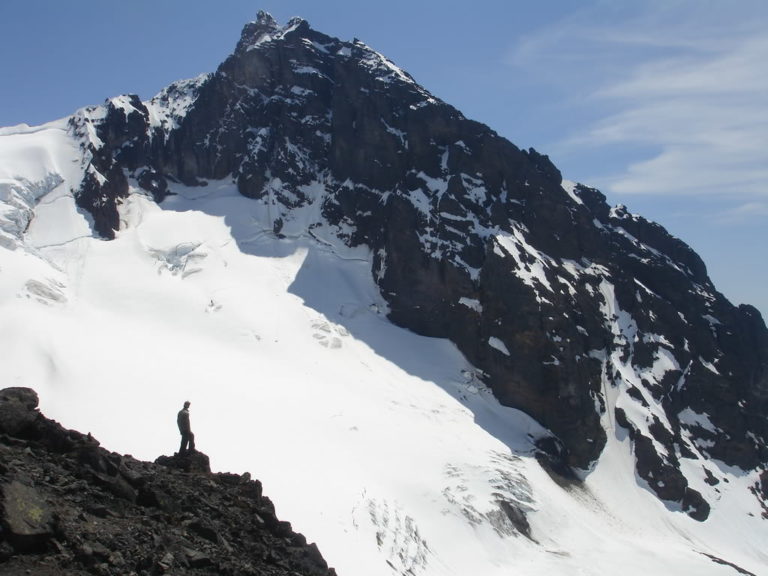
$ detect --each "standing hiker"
[177,400,195,454]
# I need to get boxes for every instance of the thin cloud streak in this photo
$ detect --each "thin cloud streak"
[509,2,768,199]
[715,201,768,225]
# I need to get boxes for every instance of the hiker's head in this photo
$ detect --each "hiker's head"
[184,401,191,409]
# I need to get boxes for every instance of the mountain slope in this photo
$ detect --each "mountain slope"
[0,11,766,576]
[67,11,767,512]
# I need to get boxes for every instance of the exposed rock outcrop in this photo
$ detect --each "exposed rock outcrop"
[0,387,336,576]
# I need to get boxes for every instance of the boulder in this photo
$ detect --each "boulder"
[0,387,40,437]
[1,480,55,553]
[155,451,211,473]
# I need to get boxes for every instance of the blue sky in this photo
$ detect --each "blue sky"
[1,0,766,319]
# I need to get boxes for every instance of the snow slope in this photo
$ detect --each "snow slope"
[0,121,766,576]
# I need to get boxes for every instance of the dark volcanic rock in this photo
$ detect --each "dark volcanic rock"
[155,452,212,474]
[1,481,56,553]
[0,387,41,437]
[65,12,768,515]
[615,408,710,521]
[0,387,336,575]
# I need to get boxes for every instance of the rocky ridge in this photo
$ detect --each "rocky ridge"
[0,387,336,576]
[58,12,768,519]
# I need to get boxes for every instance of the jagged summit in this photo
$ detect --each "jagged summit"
[256,9,277,28]
[230,12,424,95]
[235,11,310,54]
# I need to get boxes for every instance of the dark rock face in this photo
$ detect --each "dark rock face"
[0,387,41,437]
[753,470,768,519]
[615,408,710,520]
[0,387,336,575]
[155,452,211,474]
[2,481,56,553]
[66,12,768,517]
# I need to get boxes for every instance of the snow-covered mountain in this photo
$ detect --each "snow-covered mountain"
[1,11,766,575]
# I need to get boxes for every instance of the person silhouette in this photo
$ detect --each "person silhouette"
[177,400,195,454]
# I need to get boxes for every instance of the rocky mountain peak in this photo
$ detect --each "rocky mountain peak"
[235,12,313,56]
[256,9,277,27]
[64,15,768,522]
[235,11,280,54]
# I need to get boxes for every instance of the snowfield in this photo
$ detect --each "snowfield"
[1,120,766,576]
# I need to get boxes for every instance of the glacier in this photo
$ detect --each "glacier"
[1,112,766,575]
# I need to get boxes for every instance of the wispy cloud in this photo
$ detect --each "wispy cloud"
[715,201,768,224]
[509,1,768,199]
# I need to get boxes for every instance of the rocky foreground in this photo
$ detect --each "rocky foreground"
[0,387,336,575]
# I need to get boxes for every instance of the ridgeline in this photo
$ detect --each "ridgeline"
[0,387,336,576]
